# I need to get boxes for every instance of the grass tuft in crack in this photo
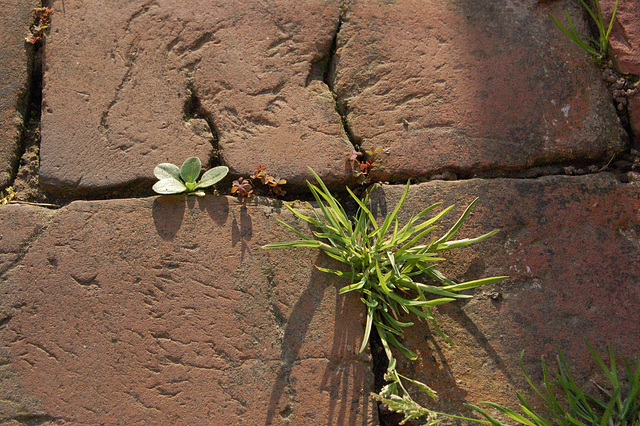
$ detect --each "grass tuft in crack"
[263,168,507,424]
[467,340,640,426]
[549,0,618,62]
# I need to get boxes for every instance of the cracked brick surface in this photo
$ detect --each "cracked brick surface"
[369,173,640,417]
[0,0,40,188]
[0,196,377,424]
[40,0,354,195]
[332,0,626,181]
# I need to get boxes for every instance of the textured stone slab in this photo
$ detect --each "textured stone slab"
[0,0,40,188]
[0,204,54,423]
[0,196,376,424]
[369,173,640,416]
[333,0,627,181]
[0,204,52,277]
[41,0,353,195]
[602,0,640,75]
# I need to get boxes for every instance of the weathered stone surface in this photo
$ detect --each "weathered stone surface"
[333,0,626,181]
[41,0,354,195]
[0,204,54,423]
[0,0,39,188]
[0,204,52,277]
[369,173,640,418]
[0,196,377,424]
[602,0,640,75]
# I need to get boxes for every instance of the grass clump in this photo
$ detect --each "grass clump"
[264,168,506,424]
[467,340,640,426]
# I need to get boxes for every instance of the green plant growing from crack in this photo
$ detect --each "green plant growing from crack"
[467,340,640,426]
[263,168,507,424]
[550,0,618,62]
[153,157,228,197]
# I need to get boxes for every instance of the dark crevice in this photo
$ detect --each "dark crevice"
[9,414,60,425]
[0,315,12,329]
[183,80,222,170]
[369,329,406,425]
[578,1,638,146]
[9,1,57,206]
[306,1,361,153]
[367,151,640,189]
[601,65,639,149]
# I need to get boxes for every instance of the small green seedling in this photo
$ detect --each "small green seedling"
[153,157,228,197]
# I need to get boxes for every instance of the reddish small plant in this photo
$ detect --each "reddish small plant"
[250,164,267,181]
[264,175,287,196]
[345,146,385,179]
[344,149,362,162]
[231,177,253,197]
[232,165,287,197]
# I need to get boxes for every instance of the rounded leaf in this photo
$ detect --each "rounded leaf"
[196,166,229,188]
[152,178,187,194]
[154,163,181,181]
[180,157,202,183]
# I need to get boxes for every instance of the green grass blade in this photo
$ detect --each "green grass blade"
[465,404,509,426]
[380,309,414,328]
[323,249,348,264]
[398,280,466,298]
[346,185,379,229]
[315,266,352,279]
[385,331,418,360]
[433,198,478,245]
[434,230,499,251]
[307,169,351,230]
[308,183,345,234]
[387,292,455,307]
[407,306,434,320]
[477,402,539,426]
[283,203,323,227]
[272,218,314,241]
[397,373,438,400]
[378,181,411,239]
[339,280,365,294]
[360,305,375,353]
[442,276,508,292]
[549,13,599,57]
[621,353,640,418]
[263,240,322,249]
[373,319,405,337]
[604,0,618,42]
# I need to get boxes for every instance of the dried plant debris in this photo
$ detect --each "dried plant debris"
[26,7,53,45]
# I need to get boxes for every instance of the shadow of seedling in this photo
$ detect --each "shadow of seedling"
[152,195,187,241]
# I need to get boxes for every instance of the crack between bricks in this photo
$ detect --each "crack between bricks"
[6,1,49,203]
[2,414,63,425]
[319,1,361,154]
